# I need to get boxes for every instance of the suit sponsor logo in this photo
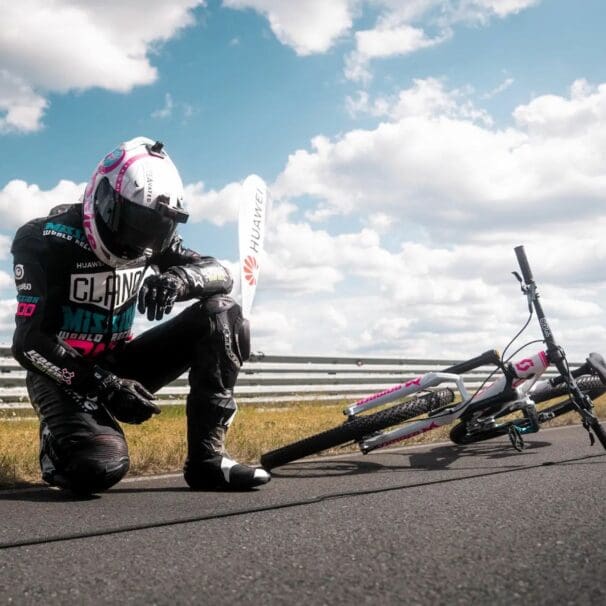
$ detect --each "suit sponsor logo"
[59,304,136,356]
[17,302,37,317]
[16,295,40,318]
[247,187,265,254]
[24,350,76,385]
[69,267,144,310]
[76,260,104,270]
[14,264,24,280]
[43,222,90,249]
[243,256,258,286]
[17,295,40,303]
[60,303,136,336]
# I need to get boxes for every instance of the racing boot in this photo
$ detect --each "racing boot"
[184,296,270,489]
[183,386,270,491]
[183,421,270,490]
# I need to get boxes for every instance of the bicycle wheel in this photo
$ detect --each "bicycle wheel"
[450,375,606,446]
[260,389,454,470]
[531,374,605,404]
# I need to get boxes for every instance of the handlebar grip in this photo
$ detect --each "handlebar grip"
[515,245,534,283]
[444,349,501,375]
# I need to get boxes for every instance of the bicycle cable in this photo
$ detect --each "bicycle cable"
[376,312,543,423]
[503,339,545,364]
[460,311,540,407]
[501,310,535,361]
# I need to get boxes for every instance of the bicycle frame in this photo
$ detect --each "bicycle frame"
[343,349,552,454]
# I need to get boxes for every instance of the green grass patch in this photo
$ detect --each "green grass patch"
[1,393,605,489]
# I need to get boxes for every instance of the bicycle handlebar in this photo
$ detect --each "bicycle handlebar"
[443,349,501,375]
[514,245,534,283]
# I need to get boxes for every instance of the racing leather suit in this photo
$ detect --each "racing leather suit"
[11,203,247,493]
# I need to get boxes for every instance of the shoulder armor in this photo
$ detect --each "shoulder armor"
[49,204,73,217]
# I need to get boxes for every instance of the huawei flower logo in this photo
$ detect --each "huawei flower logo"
[243,255,259,285]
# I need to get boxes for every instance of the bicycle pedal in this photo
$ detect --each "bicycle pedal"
[508,425,525,452]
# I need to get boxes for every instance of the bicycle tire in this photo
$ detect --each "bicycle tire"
[450,374,606,446]
[531,374,605,404]
[260,389,454,470]
[590,418,606,449]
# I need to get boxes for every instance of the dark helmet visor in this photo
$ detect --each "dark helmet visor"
[95,177,189,259]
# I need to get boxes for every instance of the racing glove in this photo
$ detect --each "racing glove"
[138,272,186,321]
[93,367,161,424]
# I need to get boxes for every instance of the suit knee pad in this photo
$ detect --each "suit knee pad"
[235,317,250,362]
[60,434,130,494]
[202,296,250,363]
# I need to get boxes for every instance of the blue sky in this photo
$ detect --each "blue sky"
[1,0,606,358]
[3,0,606,190]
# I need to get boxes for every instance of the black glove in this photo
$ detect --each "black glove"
[93,367,161,424]
[138,272,186,321]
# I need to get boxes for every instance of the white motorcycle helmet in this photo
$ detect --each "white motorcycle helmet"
[83,136,189,267]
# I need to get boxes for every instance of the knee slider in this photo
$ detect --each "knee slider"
[62,434,129,494]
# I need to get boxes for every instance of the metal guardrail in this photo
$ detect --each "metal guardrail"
[0,346,578,410]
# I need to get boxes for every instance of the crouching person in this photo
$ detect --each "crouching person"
[11,136,270,495]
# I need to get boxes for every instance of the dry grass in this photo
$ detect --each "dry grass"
[1,392,605,489]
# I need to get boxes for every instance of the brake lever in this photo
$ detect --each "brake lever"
[512,271,534,313]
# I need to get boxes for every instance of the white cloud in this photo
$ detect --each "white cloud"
[184,180,243,225]
[245,77,606,357]
[0,1,204,132]
[0,179,85,228]
[222,0,357,55]
[0,235,12,260]
[250,213,606,358]
[0,298,17,335]
[343,0,539,83]
[355,24,445,60]
[222,0,539,67]
[0,271,12,291]
[275,78,606,234]
[513,79,606,138]
[368,212,396,233]
[0,69,48,133]
[345,25,450,83]
[151,93,174,119]
[452,0,540,22]
[482,77,515,100]
[151,93,197,123]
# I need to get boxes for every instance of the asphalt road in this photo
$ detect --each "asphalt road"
[1,425,605,605]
